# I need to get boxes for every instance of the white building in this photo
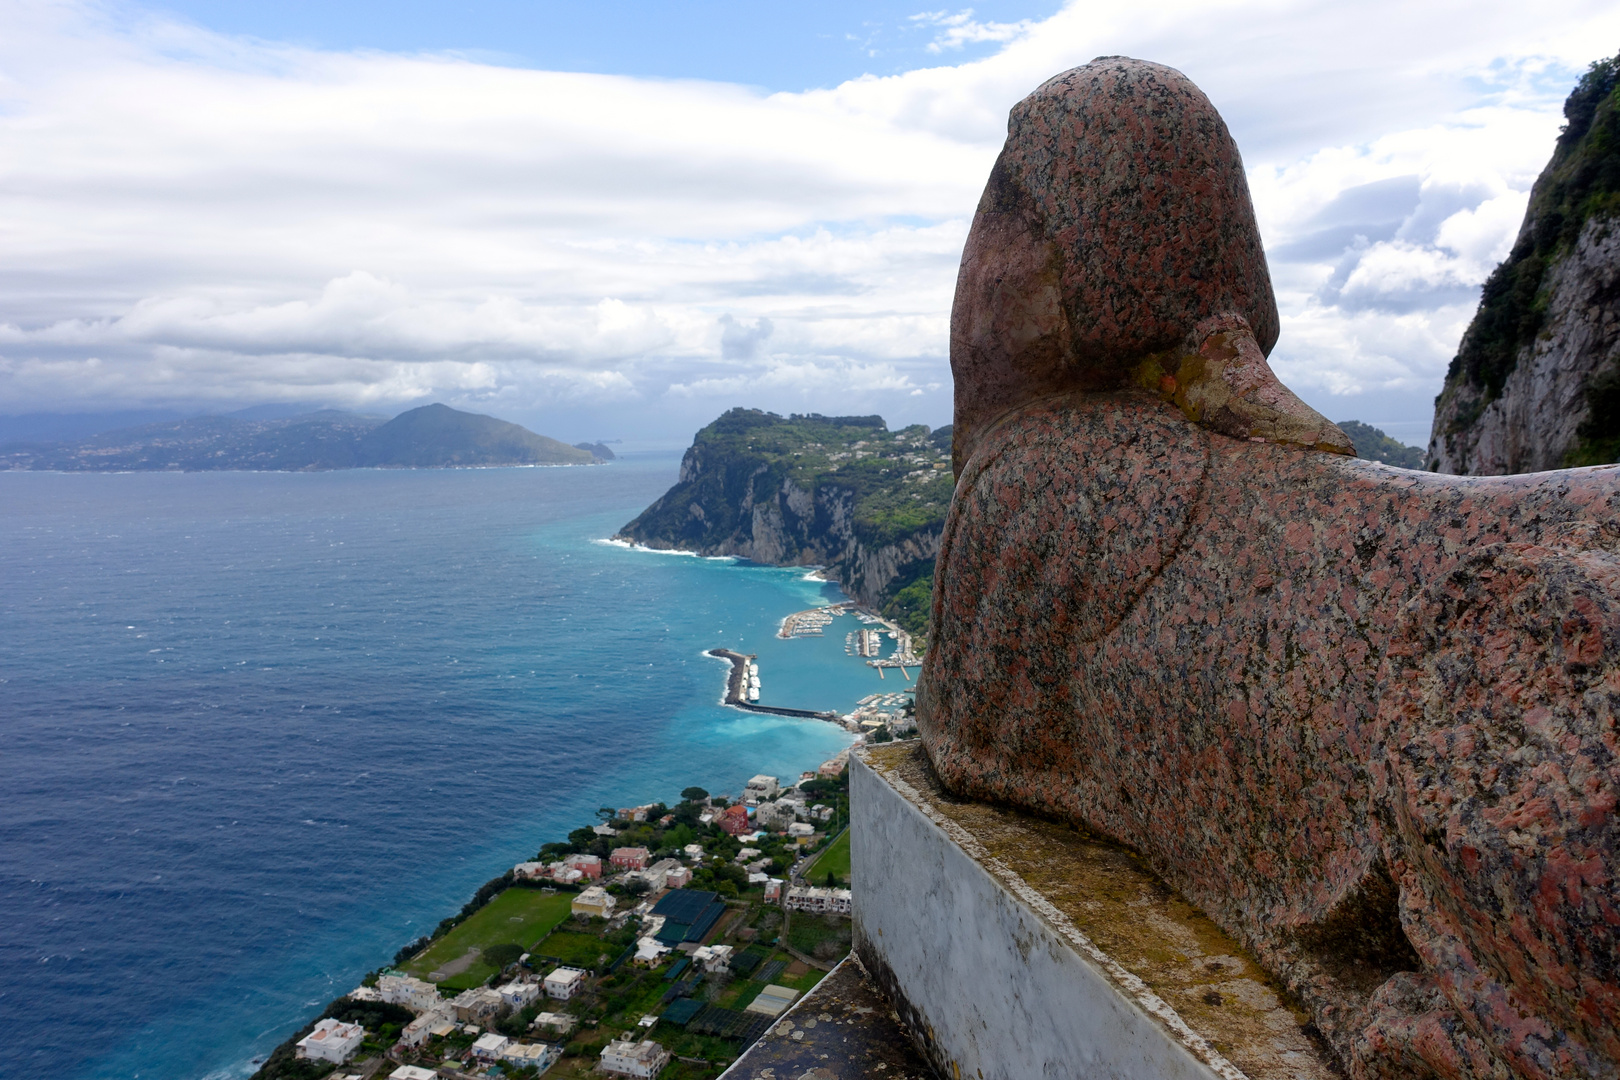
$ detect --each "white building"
[691,943,734,973]
[754,801,795,831]
[634,935,671,965]
[376,974,442,1014]
[573,885,616,919]
[513,860,548,879]
[392,1067,439,1080]
[398,1006,455,1048]
[787,822,816,844]
[784,885,852,915]
[544,966,586,1000]
[531,1011,576,1038]
[682,843,705,861]
[496,981,540,1009]
[764,878,783,901]
[641,857,683,891]
[295,1018,365,1064]
[504,1043,561,1070]
[745,775,780,800]
[601,1037,672,1078]
[471,1032,511,1059]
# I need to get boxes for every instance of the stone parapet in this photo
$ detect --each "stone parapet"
[851,742,1335,1080]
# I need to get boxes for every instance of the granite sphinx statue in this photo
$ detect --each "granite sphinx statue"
[918,57,1620,1080]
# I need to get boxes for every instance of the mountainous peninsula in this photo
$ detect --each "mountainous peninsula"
[1428,53,1620,473]
[0,403,599,471]
[616,410,953,635]
[617,410,1419,637]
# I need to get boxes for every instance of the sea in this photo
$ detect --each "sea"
[0,454,899,1080]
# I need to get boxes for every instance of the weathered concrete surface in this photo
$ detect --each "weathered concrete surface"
[719,956,938,1080]
[950,56,1349,474]
[852,743,1338,1080]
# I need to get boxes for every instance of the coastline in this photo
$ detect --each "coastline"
[248,735,859,1080]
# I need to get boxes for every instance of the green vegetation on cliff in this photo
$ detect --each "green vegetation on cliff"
[1336,421,1424,469]
[617,409,954,636]
[1443,53,1620,411]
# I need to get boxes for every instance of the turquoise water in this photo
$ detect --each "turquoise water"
[0,455,885,1079]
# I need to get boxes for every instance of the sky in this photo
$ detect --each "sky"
[0,1,1616,448]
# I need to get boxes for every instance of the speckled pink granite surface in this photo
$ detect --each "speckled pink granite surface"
[951,57,1280,473]
[924,55,1620,1080]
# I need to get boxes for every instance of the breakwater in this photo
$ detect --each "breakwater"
[707,648,843,722]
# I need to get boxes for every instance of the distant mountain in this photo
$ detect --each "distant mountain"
[356,404,592,467]
[574,441,616,461]
[1336,420,1424,469]
[0,404,595,471]
[615,408,953,636]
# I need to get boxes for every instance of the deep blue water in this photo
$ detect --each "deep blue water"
[0,456,886,1080]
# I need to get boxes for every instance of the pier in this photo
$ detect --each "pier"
[706,649,843,723]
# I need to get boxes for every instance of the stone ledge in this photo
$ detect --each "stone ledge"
[718,955,938,1080]
[852,742,1339,1080]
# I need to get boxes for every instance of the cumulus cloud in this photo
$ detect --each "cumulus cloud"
[0,0,1617,440]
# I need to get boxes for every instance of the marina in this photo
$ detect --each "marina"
[778,602,852,638]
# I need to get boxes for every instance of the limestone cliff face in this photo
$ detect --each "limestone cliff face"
[1429,56,1620,474]
[616,409,953,617]
[1431,215,1620,473]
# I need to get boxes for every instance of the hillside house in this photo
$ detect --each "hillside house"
[745,774,780,801]
[563,853,603,879]
[544,966,585,1000]
[376,974,441,1013]
[573,885,616,919]
[754,801,796,830]
[784,885,852,915]
[398,1006,455,1048]
[610,846,650,871]
[496,981,540,1009]
[391,1067,439,1080]
[787,822,816,844]
[531,1011,576,1038]
[451,987,505,1024]
[471,1032,511,1059]
[295,1019,364,1064]
[601,1037,671,1078]
[717,804,751,836]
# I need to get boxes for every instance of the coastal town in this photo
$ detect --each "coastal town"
[253,754,864,1080]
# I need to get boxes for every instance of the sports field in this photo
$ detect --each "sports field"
[403,888,575,990]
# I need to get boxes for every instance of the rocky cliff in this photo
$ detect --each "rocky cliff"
[615,409,952,630]
[1429,54,1620,473]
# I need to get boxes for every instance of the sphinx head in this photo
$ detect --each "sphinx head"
[950,57,1349,472]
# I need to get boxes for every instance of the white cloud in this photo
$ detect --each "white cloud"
[1,0,1618,440]
[909,9,1036,53]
